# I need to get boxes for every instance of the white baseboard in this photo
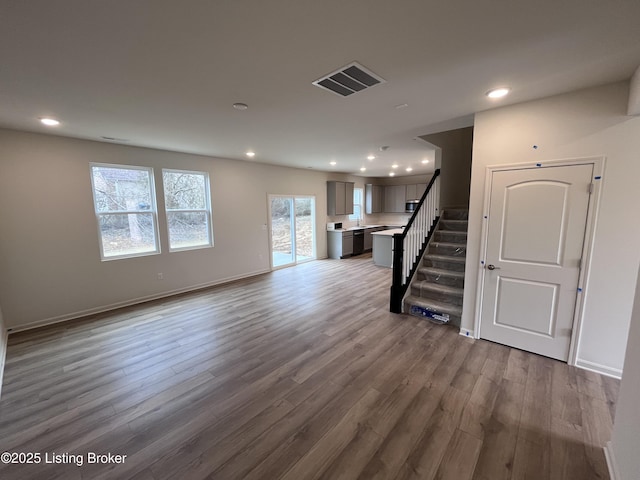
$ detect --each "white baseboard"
[459,327,475,338]
[575,358,623,379]
[7,269,271,334]
[604,441,620,480]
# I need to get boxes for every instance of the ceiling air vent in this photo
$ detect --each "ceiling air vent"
[313,62,386,97]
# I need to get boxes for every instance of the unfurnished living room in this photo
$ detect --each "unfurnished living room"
[1,2,640,479]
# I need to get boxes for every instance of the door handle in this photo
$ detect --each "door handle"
[487,264,500,270]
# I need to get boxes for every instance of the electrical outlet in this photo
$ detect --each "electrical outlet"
[157,273,164,280]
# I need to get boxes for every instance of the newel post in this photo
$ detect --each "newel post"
[390,233,404,313]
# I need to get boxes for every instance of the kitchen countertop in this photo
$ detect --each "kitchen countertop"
[327,225,402,232]
[370,228,404,236]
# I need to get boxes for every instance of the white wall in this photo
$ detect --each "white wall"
[463,81,640,376]
[420,126,473,209]
[608,267,640,480]
[0,129,356,331]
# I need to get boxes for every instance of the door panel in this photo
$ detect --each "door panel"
[501,181,569,265]
[480,164,592,361]
[495,277,558,335]
[295,197,315,262]
[270,196,295,268]
[269,195,316,270]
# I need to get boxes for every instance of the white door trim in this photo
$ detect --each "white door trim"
[472,156,605,366]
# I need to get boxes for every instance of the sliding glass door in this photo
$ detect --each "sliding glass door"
[269,195,316,269]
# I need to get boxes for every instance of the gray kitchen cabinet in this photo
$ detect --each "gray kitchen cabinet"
[364,226,385,251]
[327,181,355,216]
[384,185,407,213]
[327,230,354,258]
[405,183,427,201]
[345,182,354,215]
[365,184,383,214]
[364,227,373,251]
[405,184,417,201]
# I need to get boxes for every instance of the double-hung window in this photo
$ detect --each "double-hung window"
[162,169,213,251]
[349,187,363,221]
[90,163,160,260]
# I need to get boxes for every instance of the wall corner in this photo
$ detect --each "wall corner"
[628,65,640,116]
[605,441,621,480]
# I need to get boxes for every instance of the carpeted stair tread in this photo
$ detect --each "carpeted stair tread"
[414,281,464,297]
[438,220,468,232]
[434,230,468,245]
[418,267,465,279]
[441,209,469,220]
[430,241,467,248]
[424,254,466,264]
[439,219,468,225]
[436,229,468,237]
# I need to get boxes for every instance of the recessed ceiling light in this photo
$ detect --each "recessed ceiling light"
[233,103,249,110]
[421,159,430,164]
[389,172,395,177]
[392,164,398,169]
[40,117,60,126]
[330,161,337,166]
[246,151,255,157]
[486,87,510,99]
[406,167,413,172]
[367,155,375,160]
[360,167,366,172]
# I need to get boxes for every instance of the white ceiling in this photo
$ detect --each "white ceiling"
[1,1,639,178]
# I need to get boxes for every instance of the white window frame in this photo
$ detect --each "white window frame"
[162,168,214,252]
[90,163,160,261]
[349,187,363,221]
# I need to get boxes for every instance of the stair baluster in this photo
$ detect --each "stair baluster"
[390,169,440,313]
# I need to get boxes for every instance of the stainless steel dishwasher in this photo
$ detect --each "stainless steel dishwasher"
[352,228,364,256]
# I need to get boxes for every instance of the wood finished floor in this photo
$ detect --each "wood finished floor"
[0,254,619,480]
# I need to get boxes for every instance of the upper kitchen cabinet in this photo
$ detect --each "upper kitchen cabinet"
[384,185,407,213]
[327,181,355,215]
[365,184,383,214]
[405,183,427,201]
[345,182,354,215]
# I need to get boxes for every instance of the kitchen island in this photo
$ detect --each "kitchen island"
[371,228,404,267]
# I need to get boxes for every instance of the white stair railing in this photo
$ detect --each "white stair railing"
[390,170,440,313]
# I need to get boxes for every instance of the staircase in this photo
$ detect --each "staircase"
[404,209,468,326]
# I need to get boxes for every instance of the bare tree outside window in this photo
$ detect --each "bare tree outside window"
[90,164,159,259]
[162,169,213,251]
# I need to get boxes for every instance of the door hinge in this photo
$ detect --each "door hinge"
[588,183,594,194]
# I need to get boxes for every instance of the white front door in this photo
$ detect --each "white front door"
[480,164,593,361]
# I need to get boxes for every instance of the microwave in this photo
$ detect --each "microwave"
[327,222,343,230]
[405,200,420,212]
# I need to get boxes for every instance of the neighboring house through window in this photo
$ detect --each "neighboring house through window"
[90,163,160,260]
